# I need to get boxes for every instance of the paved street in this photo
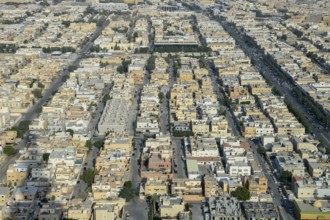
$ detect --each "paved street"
[0,19,110,185]
[212,19,296,220]
[130,138,144,190]
[125,57,154,219]
[125,197,148,220]
[191,203,204,220]
[69,34,116,201]
[217,17,330,147]
[207,62,241,136]
[177,11,299,219]
[159,88,169,135]
[87,83,113,137]
[70,141,101,200]
[172,138,187,178]
[249,141,295,220]
[128,85,143,136]
[17,19,109,127]
[0,153,20,183]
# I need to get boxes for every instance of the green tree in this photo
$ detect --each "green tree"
[3,146,16,156]
[119,181,135,202]
[61,20,71,27]
[184,203,192,211]
[85,140,92,151]
[158,92,164,100]
[146,55,156,72]
[68,65,78,72]
[93,140,104,149]
[231,186,250,201]
[42,47,51,53]
[25,11,32,16]
[172,130,194,137]
[66,129,74,137]
[19,120,31,130]
[43,153,50,163]
[117,65,124,74]
[135,47,148,53]
[11,120,31,138]
[32,89,42,99]
[62,75,69,82]
[132,139,136,149]
[165,54,172,64]
[325,148,330,155]
[116,59,131,73]
[102,94,110,103]
[281,170,293,184]
[80,168,95,187]
[258,146,266,156]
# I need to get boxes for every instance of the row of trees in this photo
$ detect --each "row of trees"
[42,46,76,53]
[119,181,136,202]
[172,130,194,137]
[10,120,31,139]
[154,45,212,53]
[284,98,311,133]
[90,45,102,53]
[264,54,330,129]
[61,20,71,28]
[0,44,17,53]
[292,87,330,128]
[146,55,156,72]
[134,47,148,54]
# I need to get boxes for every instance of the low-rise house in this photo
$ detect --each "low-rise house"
[241,202,280,220]
[159,196,185,218]
[67,200,93,220]
[7,163,29,187]
[205,197,242,220]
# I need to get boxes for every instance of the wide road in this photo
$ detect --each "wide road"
[0,18,110,184]
[160,93,169,135]
[207,61,241,136]
[190,12,296,219]
[217,17,330,147]
[18,21,108,126]
[125,57,152,220]
[172,138,187,178]
[70,83,113,200]
[249,140,295,219]
[87,83,113,137]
